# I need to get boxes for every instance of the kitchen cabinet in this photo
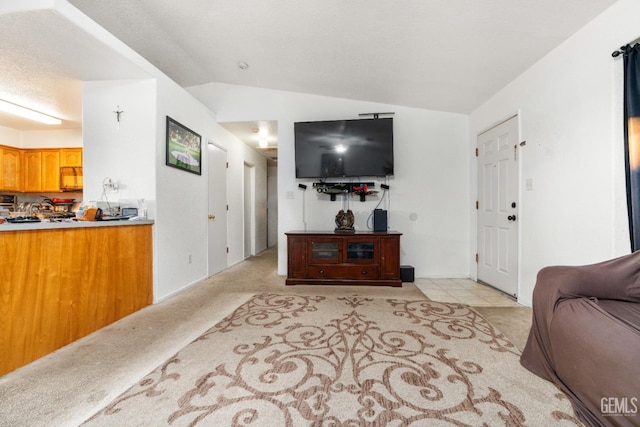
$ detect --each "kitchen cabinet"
[41,150,61,191]
[60,148,83,191]
[0,223,153,375]
[286,231,402,287]
[60,148,82,166]
[0,146,22,191]
[0,145,82,193]
[23,150,42,192]
[23,149,61,192]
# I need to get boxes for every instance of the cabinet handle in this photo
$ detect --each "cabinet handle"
[319,269,325,274]
[361,270,367,274]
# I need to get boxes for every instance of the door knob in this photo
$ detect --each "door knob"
[507,215,517,221]
[208,214,216,220]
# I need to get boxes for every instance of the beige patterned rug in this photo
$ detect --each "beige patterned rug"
[82,294,582,426]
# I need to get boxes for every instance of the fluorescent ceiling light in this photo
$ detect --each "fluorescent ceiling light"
[0,99,61,125]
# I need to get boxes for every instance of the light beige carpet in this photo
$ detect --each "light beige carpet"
[82,293,581,426]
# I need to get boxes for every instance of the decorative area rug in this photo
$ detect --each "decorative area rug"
[82,294,582,426]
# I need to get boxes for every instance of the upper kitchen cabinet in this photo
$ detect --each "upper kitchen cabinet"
[60,148,83,191]
[24,151,42,192]
[42,150,61,192]
[60,148,82,167]
[0,146,23,192]
[24,149,61,192]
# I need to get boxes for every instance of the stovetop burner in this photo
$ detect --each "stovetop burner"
[7,216,41,223]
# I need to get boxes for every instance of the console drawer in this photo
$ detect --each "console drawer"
[308,265,379,279]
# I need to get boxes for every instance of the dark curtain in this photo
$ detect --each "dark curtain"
[624,44,640,251]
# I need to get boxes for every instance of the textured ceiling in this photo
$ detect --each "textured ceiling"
[0,0,619,152]
[0,8,149,130]
[68,0,617,114]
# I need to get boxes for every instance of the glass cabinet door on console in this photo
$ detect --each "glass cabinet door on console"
[346,239,377,263]
[310,238,341,263]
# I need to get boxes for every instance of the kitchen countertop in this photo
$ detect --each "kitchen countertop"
[0,218,154,231]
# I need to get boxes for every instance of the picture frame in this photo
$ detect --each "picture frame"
[166,116,202,175]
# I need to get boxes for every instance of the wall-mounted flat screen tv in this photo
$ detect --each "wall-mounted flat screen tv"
[294,118,394,178]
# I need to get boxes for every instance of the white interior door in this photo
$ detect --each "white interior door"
[243,162,255,258]
[477,115,519,297]
[267,167,278,247]
[207,142,228,277]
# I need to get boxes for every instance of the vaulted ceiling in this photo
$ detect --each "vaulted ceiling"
[0,0,619,149]
[67,0,617,113]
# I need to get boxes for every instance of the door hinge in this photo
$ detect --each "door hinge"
[226,247,229,253]
[226,162,229,168]
[226,204,229,211]
[475,200,479,210]
[475,148,478,157]
[475,253,478,263]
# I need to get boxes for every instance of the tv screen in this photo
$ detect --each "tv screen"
[294,118,394,178]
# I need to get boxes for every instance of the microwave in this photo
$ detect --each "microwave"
[60,166,83,191]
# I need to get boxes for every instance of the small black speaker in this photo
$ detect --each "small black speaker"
[373,209,387,232]
[400,265,415,282]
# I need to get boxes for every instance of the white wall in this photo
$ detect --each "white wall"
[82,79,156,206]
[0,126,21,147]
[21,128,82,148]
[82,78,268,301]
[469,0,640,306]
[0,126,80,149]
[73,19,268,303]
[187,83,470,278]
[154,78,220,299]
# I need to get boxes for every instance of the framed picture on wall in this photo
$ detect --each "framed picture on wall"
[166,116,202,175]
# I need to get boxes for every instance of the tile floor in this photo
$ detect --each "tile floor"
[414,278,522,307]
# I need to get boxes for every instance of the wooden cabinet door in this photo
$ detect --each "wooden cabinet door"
[345,237,378,264]
[60,148,82,166]
[287,235,307,278]
[23,151,42,192]
[308,237,342,264]
[41,150,60,192]
[379,235,400,279]
[1,147,22,191]
[24,150,61,192]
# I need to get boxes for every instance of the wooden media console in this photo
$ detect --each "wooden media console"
[286,231,402,287]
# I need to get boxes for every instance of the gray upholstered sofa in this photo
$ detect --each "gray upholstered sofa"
[521,252,640,426]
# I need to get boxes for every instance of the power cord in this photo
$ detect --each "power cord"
[100,177,119,212]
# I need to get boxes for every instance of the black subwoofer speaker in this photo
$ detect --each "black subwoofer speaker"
[400,265,415,282]
[373,209,387,232]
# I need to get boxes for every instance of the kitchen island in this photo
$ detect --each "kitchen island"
[0,220,153,375]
